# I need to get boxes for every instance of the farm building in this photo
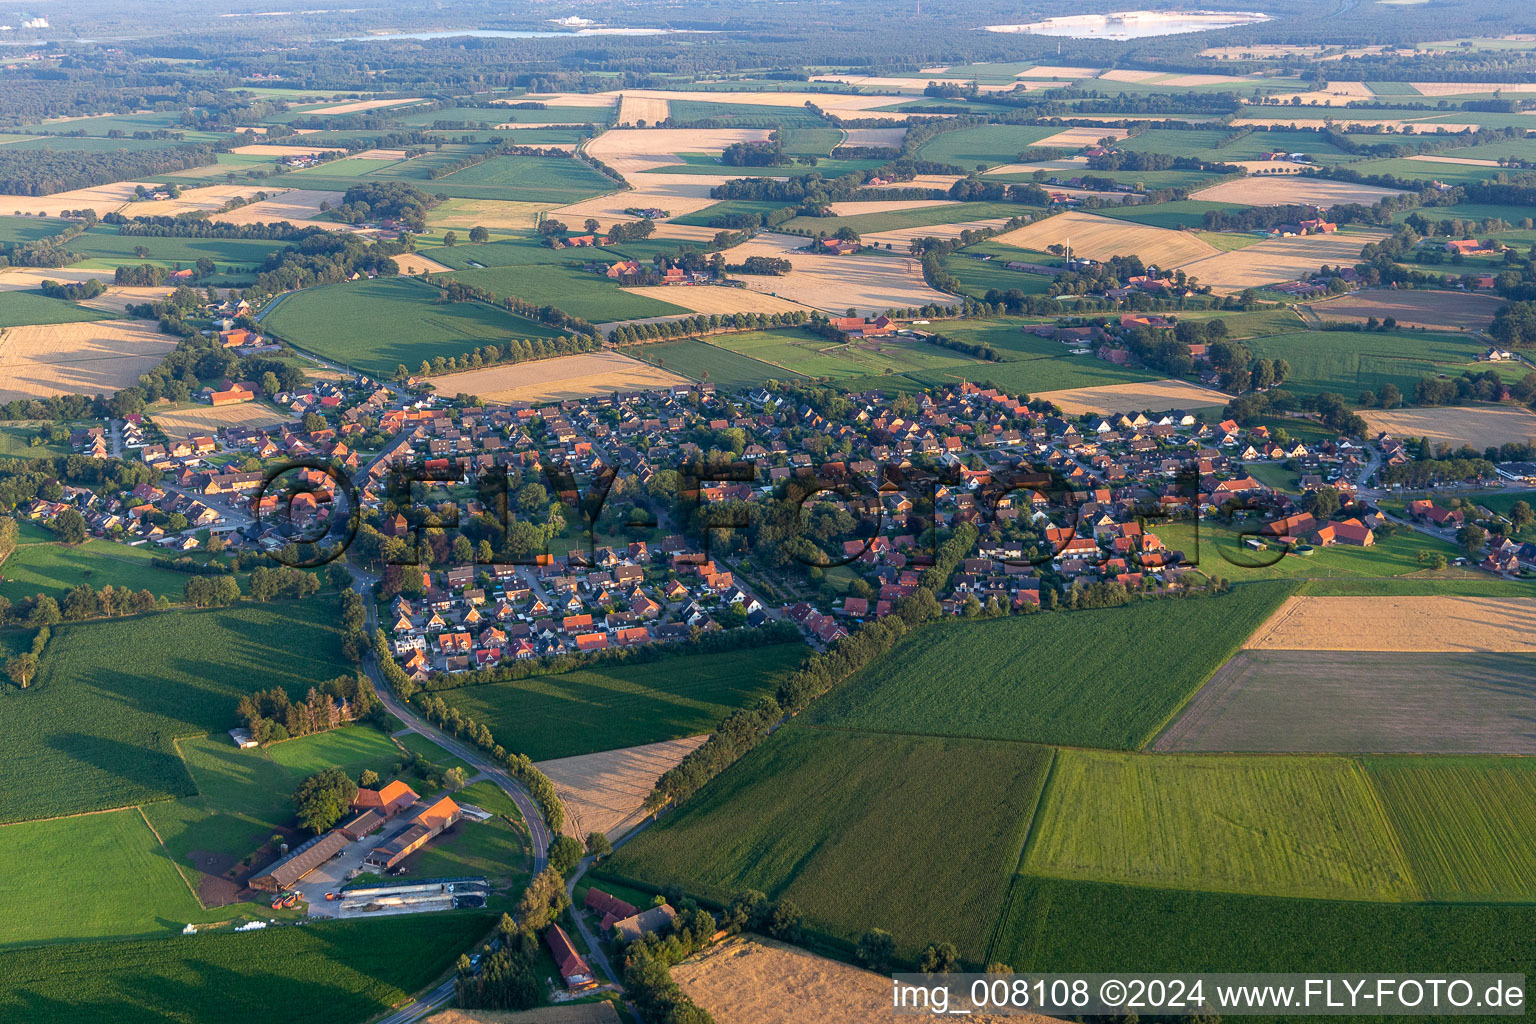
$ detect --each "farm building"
[352,779,420,819]
[340,809,384,841]
[545,924,597,991]
[363,795,462,871]
[250,830,349,893]
[613,903,678,943]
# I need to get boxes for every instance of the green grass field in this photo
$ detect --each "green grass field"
[0,808,217,946]
[438,643,806,762]
[0,540,213,603]
[1025,749,1416,900]
[710,328,987,382]
[444,263,688,323]
[914,125,1059,168]
[779,127,843,156]
[627,338,805,388]
[394,731,473,774]
[262,276,568,374]
[0,216,71,244]
[0,913,493,1022]
[421,232,631,270]
[1158,520,1465,583]
[781,201,1024,237]
[895,317,1162,395]
[0,291,119,328]
[0,597,352,824]
[1247,329,1488,398]
[808,584,1296,750]
[941,255,1053,301]
[665,100,829,128]
[1364,757,1536,902]
[603,726,1053,962]
[395,816,529,890]
[670,199,797,228]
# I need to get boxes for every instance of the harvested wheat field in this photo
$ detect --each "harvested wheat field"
[230,143,347,157]
[1175,230,1389,294]
[211,189,338,229]
[0,267,117,292]
[392,252,455,276]
[1361,404,1536,450]
[0,181,159,218]
[860,216,1015,249]
[1035,379,1229,416]
[78,285,174,314]
[674,937,1048,1024]
[1035,126,1126,148]
[864,173,964,191]
[617,93,670,126]
[601,88,942,121]
[0,320,176,402]
[427,1005,619,1024]
[129,185,273,217]
[620,286,811,316]
[650,222,731,243]
[809,74,931,92]
[1411,81,1536,96]
[1246,596,1536,653]
[1407,154,1504,168]
[1017,64,1102,78]
[425,198,554,231]
[515,92,620,108]
[306,97,424,115]
[1192,176,1408,207]
[822,199,957,216]
[149,402,293,435]
[840,127,908,148]
[1262,82,1377,106]
[718,233,951,315]
[429,350,687,404]
[1310,289,1504,331]
[537,735,708,840]
[994,210,1219,266]
[1099,69,1167,83]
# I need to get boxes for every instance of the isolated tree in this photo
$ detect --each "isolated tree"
[5,653,37,689]
[766,899,802,942]
[918,941,960,973]
[585,831,611,862]
[444,765,468,791]
[52,507,87,544]
[442,230,458,247]
[857,929,896,973]
[468,225,489,243]
[584,218,601,233]
[1457,523,1488,554]
[549,834,584,875]
[359,769,380,788]
[1510,500,1534,534]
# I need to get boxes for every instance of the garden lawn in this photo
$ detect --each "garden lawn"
[262,276,567,375]
[395,816,530,890]
[603,726,1053,963]
[437,643,806,762]
[1024,749,1416,901]
[394,732,473,774]
[0,597,351,824]
[0,913,494,1023]
[810,584,1297,750]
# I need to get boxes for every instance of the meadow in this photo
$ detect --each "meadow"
[444,263,688,323]
[422,232,631,270]
[914,125,1060,168]
[940,255,1053,301]
[0,216,71,243]
[711,328,987,382]
[0,539,215,603]
[780,200,1023,237]
[0,597,351,824]
[1024,749,1417,901]
[897,316,1164,395]
[1094,199,1247,230]
[670,199,797,228]
[1245,328,1488,398]
[0,291,119,328]
[273,154,614,204]
[629,338,804,388]
[602,726,1053,962]
[1157,520,1464,584]
[436,642,807,762]
[262,276,568,374]
[0,914,493,1023]
[62,228,282,267]
[809,584,1297,750]
[665,100,829,128]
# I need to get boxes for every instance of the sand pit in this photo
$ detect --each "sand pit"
[0,320,176,402]
[1191,176,1408,207]
[536,735,707,839]
[675,937,1050,1024]
[428,1005,619,1024]
[1035,379,1229,415]
[428,350,687,404]
[617,94,670,126]
[230,143,347,157]
[993,210,1219,267]
[1175,230,1389,294]
[305,97,424,115]
[620,286,811,316]
[713,233,951,315]
[211,189,339,229]
[1310,289,1504,331]
[0,181,160,218]
[840,127,908,148]
[1035,126,1126,149]
[1361,404,1536,450]
[393,252,455,276]
[149,402,293,435]
[1245,596,1536,653]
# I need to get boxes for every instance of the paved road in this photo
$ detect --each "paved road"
[374,979,456,1024]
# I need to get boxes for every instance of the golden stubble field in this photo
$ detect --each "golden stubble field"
[673,936,1051,1024]
[1245,596,1536,653]
[0,320,176,402]
[392,252,455,276]
[1191,176,1409,207]
[536,735,708,839]
[1176,230,1390,294]
[427,1005,620,1024]
[715,232,952,315]
[0,181,161,218]
[427,350,688,403]
[1310,289,1505,331]
[210,189,342,231]
[1035,379,1231,416]
[1361,404,1536,449]
[993,210,1219,266]
[148,402,294,435]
